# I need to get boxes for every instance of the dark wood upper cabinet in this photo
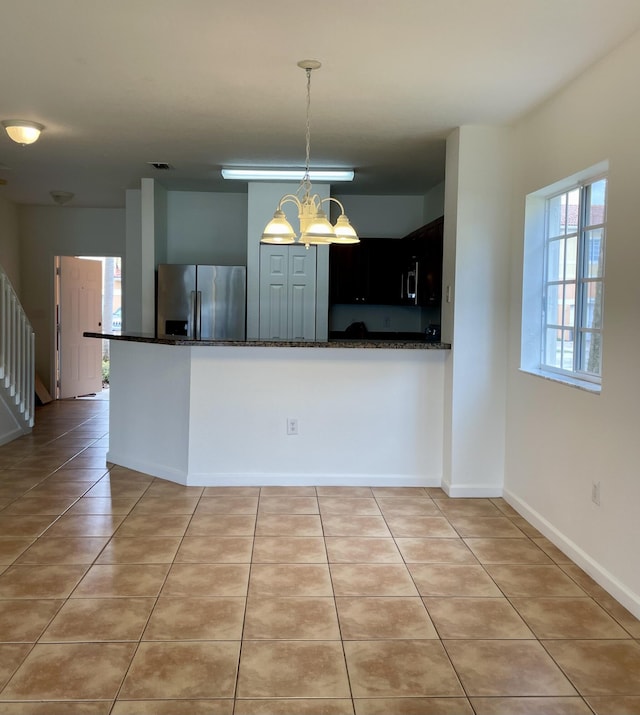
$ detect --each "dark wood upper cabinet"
[329,216,443,307]
[328,241,370,304]
[329,238,400,304]
[402,216,444,306]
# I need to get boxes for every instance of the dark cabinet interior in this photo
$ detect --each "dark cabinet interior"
[329,216,443,307]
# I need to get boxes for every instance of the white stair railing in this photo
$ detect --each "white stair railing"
[0,267,35,429]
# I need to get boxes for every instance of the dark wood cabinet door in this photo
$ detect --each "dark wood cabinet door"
[329,243,369,303]
[330,239,402,304]
[402,216,444,306]
[329,219,443,307]
[365,239,404,305]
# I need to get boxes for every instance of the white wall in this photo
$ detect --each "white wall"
[442,126,511,497]
[153,181,168,267]
[17,206,125,392]
[107,341,447,486]
[331,194,426,238]
[0,196,20,295]
[108,341,191,481]
[124,189,142,333]
[139,179,165,333]
[166,191,247,265]
[423,181,445,224]
[505,28,640,615]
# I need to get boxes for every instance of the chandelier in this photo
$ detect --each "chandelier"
[261,60,359,248]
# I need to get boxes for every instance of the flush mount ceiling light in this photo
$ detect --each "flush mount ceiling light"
[222,168,354,182]
[50,190,74,206]
[2,120,45,145]
[259,60,359,248]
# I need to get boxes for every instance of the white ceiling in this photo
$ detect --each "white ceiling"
[1,0,640,207]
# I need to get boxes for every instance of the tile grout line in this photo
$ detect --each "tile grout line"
[320,486,358,715]
[231,486,260,708]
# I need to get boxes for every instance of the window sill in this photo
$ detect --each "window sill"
[519,367,601,394]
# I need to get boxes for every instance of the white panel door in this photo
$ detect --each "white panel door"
[259,245,317,340]
[59,257,103,398]
[259,248,288,339]
[288,247,316,341]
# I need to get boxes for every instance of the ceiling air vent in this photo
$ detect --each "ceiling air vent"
[147,162,173,170]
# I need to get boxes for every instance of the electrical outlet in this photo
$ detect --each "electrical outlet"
[591,481,601,506]
[287,418,299,435]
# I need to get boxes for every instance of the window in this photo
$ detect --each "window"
[521,164,607,391]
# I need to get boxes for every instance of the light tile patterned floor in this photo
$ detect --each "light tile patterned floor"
[0,394,639,714]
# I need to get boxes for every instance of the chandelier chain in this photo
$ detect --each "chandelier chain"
[303,68,312,188]
[259,59,359,247]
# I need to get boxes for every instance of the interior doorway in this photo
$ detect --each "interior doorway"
[55,255,122,399]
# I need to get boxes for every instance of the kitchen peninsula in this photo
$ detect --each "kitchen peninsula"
[87,333,450,488]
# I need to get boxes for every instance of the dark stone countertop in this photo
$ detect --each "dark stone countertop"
[84,332,451,350]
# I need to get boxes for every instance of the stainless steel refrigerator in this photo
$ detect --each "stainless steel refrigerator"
[156,264,246,340]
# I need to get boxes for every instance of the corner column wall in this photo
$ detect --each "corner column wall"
[442,125,512,496]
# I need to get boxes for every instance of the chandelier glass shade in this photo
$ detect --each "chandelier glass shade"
[260,61,359,249]
[261,192,358,246]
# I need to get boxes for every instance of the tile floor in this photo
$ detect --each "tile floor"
[0,394,639,714]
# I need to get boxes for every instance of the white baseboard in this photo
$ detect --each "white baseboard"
[105,452,440,488]
[185,473,440,487]
[442,479,503,498]
[504,487,640,620]
[106,450,188,485]
[0,424,27,448]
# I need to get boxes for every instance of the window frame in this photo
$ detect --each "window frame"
[540,175,606,385]
[520,161,608,393]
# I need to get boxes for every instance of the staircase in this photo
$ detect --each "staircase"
[0,266,35,446]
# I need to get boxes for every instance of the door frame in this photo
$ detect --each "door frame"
[54,254,123,399]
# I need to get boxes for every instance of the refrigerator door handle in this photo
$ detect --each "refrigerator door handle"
[413,262,419,305]
[188,291,196,339]
[406,271,415,300]
[407,262,418,304]
[195,290,202,340]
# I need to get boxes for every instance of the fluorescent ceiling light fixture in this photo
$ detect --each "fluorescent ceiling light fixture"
[222,168,354,182]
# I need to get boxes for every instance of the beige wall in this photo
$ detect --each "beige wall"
[505,28,640,614]
[0,196,20,295]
